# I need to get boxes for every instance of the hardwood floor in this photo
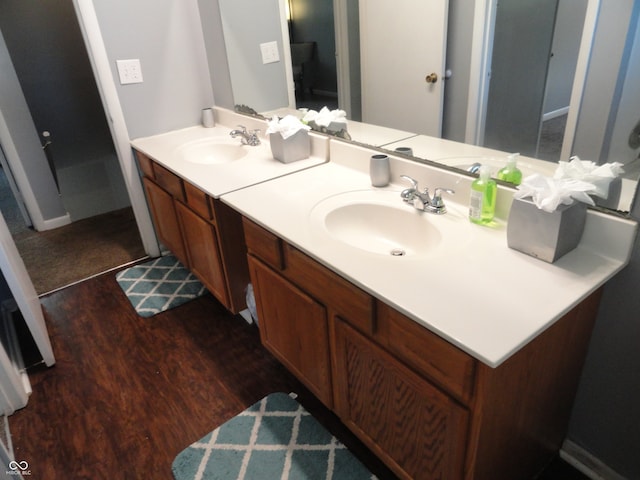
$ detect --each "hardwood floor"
[8,267,394,479]
[9,267,589,479]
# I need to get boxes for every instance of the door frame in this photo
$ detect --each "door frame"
[465,0,601,159]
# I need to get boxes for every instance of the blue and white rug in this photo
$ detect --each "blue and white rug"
[116,255,207,317]
[172,393,377,480]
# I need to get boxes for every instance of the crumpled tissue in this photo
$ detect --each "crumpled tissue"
[302,107,348,129]
[265,115,310,140]
[553,156,624,199]
[513,174,596,213]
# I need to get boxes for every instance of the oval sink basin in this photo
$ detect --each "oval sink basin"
[175,138,248,164]
[310,190,469,257]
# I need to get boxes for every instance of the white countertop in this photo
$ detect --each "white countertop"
[222,140,637,367]
[131,124,328,199]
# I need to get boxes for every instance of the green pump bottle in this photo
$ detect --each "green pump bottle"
[496,153,523,185]
[469,166,497,224]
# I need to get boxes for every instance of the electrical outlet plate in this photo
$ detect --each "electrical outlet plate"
[260,42,280,65]
[116,59,144,85]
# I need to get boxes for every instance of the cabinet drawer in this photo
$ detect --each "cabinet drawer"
[376,301,476,404]
[152,164,185,201]
[135,150,154,178]
[184,181,212,221]
[243,218,284,270]
[283,243,373,333]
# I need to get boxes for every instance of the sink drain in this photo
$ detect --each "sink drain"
[390,248,406,257]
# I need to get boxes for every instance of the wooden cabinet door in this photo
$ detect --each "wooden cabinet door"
[248,255,333,407]
[333,318,469,480]
[142,177,188,267]
[176,202,229,308]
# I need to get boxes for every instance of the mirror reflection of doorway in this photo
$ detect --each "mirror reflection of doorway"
[287,0,339,112]
[483,0,588,161]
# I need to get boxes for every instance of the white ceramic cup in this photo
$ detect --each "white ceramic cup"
[370,154,391,187]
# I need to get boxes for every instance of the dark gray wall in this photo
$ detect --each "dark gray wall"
[290,0,337,95]
[0,0,115,171]
[0,31,67,225]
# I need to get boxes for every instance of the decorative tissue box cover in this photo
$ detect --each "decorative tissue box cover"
[269,130,310,164]
[507,198,587,263]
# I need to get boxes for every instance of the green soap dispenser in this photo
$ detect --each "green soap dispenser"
[469,166,497,225]
[496,153,523,185]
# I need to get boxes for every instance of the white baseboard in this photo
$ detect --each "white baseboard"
[561,439,627,480]
[39,212,71,231]
[543,106,570,122]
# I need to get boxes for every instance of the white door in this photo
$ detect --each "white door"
[359,0,449,136]
[0,213,54,367]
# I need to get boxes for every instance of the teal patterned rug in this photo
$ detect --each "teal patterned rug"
[172,393,377,480]
[116,255,207,317]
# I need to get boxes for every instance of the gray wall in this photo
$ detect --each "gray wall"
[290,0,338,95]
[92,0,214,139]
[442,0,475,142]
[572,1,636,164]
[0,31,67,224]
[217,0,289,112]
[567,3,640,478]
[198,0,234,111]
[543,0,588,116]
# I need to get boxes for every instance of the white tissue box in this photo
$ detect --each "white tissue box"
[269,130,310,164]
[507,198,587,263]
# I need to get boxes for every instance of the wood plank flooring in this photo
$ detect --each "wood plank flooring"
[8,267,394,479]
[9,266,588,479]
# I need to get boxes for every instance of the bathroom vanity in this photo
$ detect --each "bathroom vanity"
[131,109,637,479]
[243,215,601,479]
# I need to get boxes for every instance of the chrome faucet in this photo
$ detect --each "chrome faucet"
[400,175,455,214]
[229,125,261,146]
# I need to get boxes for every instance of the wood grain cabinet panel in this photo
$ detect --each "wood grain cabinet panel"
[248,255,333,406]
[152,164,185,201]
[243,218,284,270]
[142,177,189,268]
[376,301,476,405]
[176,202,228,306]
[334,318,469,480]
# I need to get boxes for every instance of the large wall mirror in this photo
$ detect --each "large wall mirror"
[202,0,640,214]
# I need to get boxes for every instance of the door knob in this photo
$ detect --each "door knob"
[425,73,438,84]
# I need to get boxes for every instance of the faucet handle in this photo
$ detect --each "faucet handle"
[400,175,419,202]
[431,187,455,208]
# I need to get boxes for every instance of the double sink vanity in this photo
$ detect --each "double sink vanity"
[131,107,637,479]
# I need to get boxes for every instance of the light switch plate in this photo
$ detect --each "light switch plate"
[260,42,280,64]
[116,59,144,85]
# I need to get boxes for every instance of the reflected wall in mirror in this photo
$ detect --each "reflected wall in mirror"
[203,0,640,213]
